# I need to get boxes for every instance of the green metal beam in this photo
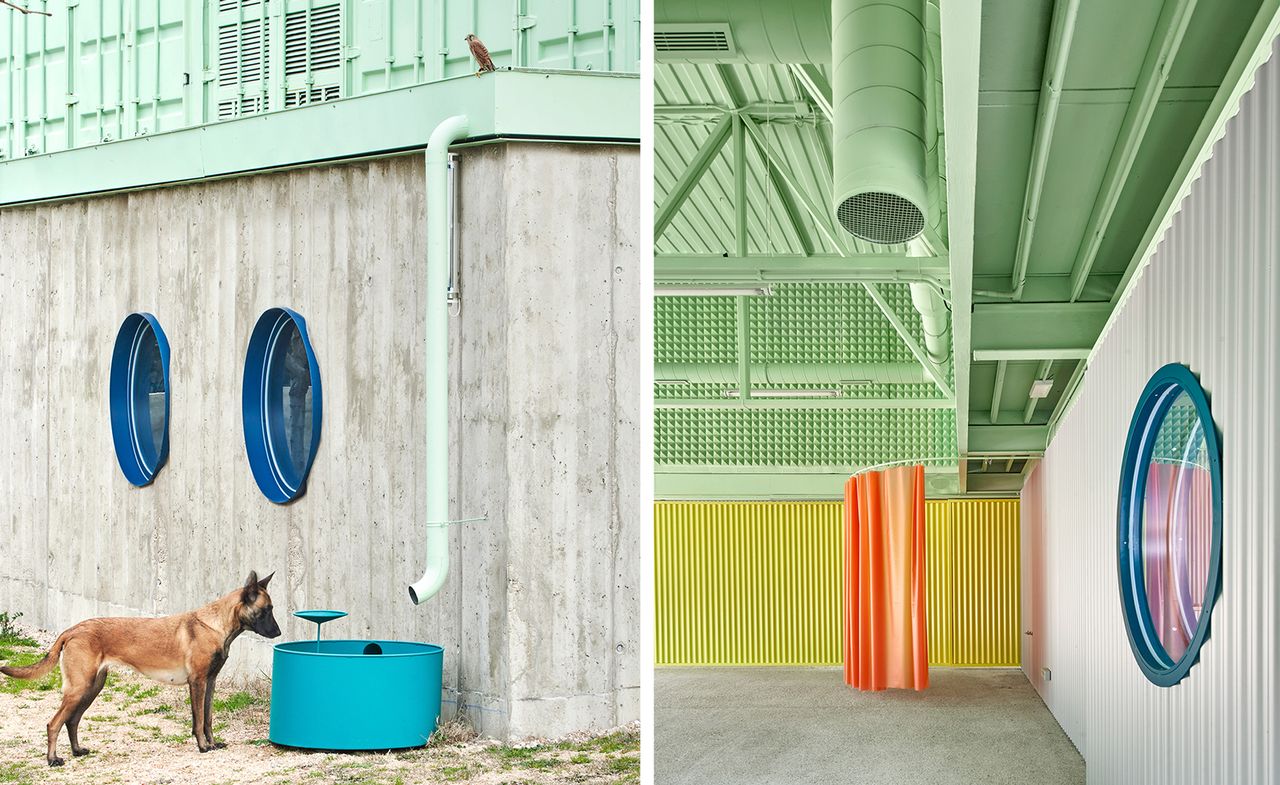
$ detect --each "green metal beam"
[736,296,751,400]
[654,112,733,241]
[0,70,639,207]
[990,361,1006,424]
[1065,0,1199,302]
[973,348,1090,362]
[1046,0,1280,445]
[968,425,1049,453]
[656,464,958,500]
[941,0,981,462]
[971,301,1109,356]
[740,113,845,252]
[654,254,948,284]
[733,115,748,258]
[863,283,954,399]
[654,398,955,410]
[714,64,815,257]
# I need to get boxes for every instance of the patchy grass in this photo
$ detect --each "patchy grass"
[212,691,259,713]
[0,613,37,649]
[0,761,36,785]
[0,650,60,695]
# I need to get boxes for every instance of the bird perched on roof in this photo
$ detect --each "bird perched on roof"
[465,34,495,76]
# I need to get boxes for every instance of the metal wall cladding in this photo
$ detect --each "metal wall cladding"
[1020,39,1280,785]
[0,0,640,158]
[655,500,1020,667]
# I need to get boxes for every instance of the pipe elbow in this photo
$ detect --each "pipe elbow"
[427,115,470,167]
[408,560,448,605]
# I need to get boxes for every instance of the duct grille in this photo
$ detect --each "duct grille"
[837,191,925,245]
[217,18,269,88]
[654,24,735,57]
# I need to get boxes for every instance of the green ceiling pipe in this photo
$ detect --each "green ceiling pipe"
[908,282,950,369]
[655,362,928,386]
[409,113,469,607]
[832,0,928,245]
[654,0,831,63]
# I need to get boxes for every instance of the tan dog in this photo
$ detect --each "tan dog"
[0,571,281,766]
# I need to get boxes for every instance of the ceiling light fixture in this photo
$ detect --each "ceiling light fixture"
[654,285,774,297]
[1029,378,1054,399]
[722,388,843,399]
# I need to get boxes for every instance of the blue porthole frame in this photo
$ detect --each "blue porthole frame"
[109,313,171,487]
[242,308,323,504]
[1117,363,1222,687]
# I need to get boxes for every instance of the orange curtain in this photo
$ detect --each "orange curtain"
[843,465,929,691]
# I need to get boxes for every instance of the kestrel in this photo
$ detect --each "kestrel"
[465,34,495,76]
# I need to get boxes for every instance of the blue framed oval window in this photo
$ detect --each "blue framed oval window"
[1117,363,1222,687]
[243,308,323,504]
[109,313,171,487]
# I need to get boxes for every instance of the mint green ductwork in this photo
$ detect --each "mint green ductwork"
[655,0,931,245]
[409,114,469,606]
[831,0,929,245]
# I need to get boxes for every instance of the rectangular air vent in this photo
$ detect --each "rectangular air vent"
[218,0,261,11]
[654,23,735,59]
[284,4,342,77]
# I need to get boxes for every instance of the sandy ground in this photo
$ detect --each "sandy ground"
[0,623,638,785]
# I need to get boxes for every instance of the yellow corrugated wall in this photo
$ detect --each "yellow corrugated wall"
[654,499,1020,667]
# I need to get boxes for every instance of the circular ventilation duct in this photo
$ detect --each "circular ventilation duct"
[837,191,926,245]
[832,0,929,245]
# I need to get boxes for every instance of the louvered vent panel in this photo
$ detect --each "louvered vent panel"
[653,24,735,57]
[284,85,341,107]
[217,19,269,88]
[218,0,261,10]
[217,95,270,119]
[284,4,342,77]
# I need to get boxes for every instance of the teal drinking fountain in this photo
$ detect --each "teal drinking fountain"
[269,610,443,750]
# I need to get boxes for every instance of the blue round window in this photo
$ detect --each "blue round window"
[243,308,323,504]
[109,313,171,487]
[1117,363,1222,687]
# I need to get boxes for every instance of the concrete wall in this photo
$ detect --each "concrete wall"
[1019,40,1280,785]
[0,142,640,740]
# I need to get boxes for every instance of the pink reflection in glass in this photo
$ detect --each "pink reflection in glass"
[1141,392,1212,660]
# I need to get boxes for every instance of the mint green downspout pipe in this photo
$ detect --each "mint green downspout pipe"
[409,114,469,606]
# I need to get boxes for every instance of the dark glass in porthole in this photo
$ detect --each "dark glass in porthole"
[268,319,315,479]
[109,313,171,487]
[243,307,323,504]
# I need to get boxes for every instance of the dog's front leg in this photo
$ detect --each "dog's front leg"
[188,679,211,752]
[203,674,220,749]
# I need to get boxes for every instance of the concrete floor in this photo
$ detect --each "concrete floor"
[655,667,1084,785]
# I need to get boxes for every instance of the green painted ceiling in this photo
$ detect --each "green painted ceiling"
[654,0,1272,498]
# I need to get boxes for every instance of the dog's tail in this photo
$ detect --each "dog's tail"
[0,629,70,681]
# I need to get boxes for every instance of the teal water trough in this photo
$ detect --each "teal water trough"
[269,610,444,750]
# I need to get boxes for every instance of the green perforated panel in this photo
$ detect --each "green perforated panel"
[655,408,958,466]
[654,283,928,365]
[654,381,944,400]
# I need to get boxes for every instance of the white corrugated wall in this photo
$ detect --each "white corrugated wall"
[1020,39,1280,785]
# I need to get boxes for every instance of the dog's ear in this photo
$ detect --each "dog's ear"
[258,571,275,590]
[241,570,260,605]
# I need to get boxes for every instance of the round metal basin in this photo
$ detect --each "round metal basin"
[269,640,443,750]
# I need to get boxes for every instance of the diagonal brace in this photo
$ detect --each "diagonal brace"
[863,282,954,399]
[655,113,733,240]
